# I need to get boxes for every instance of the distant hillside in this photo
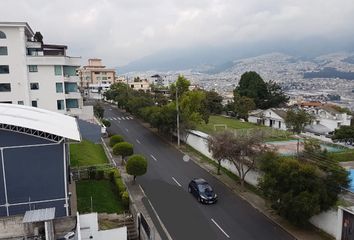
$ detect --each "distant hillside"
[304,67,354,80]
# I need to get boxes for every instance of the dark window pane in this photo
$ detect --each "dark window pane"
[0,65,9,74]
[0,47,8,55]
[0,83,11,92]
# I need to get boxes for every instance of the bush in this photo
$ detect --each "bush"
[108,169,121,182]
[113,142,134,158]
[109,135,124,147]
[115,177,126,194]
[126,154,148,181]
[102,119,111,127]
[88,166,96,180]
[121,191,129,208]
[96,170,104,180]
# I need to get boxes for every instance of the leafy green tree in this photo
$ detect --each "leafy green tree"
[102,119,111,127]
[126,154,148,181]
[109,135,124,147]
[169,75,190,99]
[126,95,154,116]
[259,151,348,226]
[204,90,223,115]
[234,72,288,109]
[332,125,354,143]
[235,71,269,109]
[233,93,256,121]
[209,130,266,189]
[285,109,313,134]
[104,82,133,109]
[93,102,104,119]
[113,142,134,158]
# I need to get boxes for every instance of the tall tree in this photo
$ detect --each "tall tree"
[285,109,314,134]
[208,130,266,189]
[332,125,354,143]
[204,90,223,115]
[266,80,289,108]
[169,75,191,99]
[235,71,269,109]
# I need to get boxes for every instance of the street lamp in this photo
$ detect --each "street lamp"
[176,81,180,147]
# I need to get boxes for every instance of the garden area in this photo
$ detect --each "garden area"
[70,140,109,167]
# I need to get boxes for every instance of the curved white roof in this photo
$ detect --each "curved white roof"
[0,104,81,141]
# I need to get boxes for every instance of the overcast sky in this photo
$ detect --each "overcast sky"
[1,0,354,67]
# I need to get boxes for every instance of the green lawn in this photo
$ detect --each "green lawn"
[329,149,354,162]
[70,140,109,167]
[196,115,293,141]
[76,180,125,214]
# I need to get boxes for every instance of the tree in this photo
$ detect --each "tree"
[259,152,348,226]
[169,75,190,99]
[234,71,288,109]
[235,71,269,109]
[109,135,124,147]
[93,102,104,119]
[208,131,230,175]
[285,109,313,134]
[126,154,148,181]
[233,93,256,121]
[113,142,134,158]
[209,130,266,189]
[332,125,354,143]
[204,90,223,115]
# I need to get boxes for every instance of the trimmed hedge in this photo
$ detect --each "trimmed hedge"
[109,135,124,147]
[121,191,129,208]
[113,142,134,157]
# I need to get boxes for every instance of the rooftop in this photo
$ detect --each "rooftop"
[0,103,81,141]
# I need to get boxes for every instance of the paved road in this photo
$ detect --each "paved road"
[103,104,294,240]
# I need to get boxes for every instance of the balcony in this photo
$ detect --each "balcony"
[26,56,81,66]
[64,75,80,83]
[65,91,81,99]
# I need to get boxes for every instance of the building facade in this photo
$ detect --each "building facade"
[0,22,83,115]
[78,58,116,93]
[0,103,81,217]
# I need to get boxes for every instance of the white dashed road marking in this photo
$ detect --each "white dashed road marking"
[171,177,182,187]
[125,128,129,132]
[136,139,141,144]
[150,154,158,162]
[211,218,230,239]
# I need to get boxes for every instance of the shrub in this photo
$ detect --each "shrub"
[109,135,124,147]
[121,191,129,208]
[102,119,111,127]
[108,169,121,182]
[88,166,96,180]
[113,142,133,158]
[115,177,126,194]
[126,154,148,181]
[96,170,104,180]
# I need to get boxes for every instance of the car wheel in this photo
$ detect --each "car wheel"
[188,187,191,193]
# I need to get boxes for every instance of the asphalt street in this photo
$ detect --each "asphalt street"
[103,103,294,240]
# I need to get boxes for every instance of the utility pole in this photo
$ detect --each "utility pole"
[176,82,180,147]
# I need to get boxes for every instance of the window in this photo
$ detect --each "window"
[31,100,38,107]
[66,99,78,108]
[57,100,64,110]
[0,31,6,39]
[54,65,62,76]
[0,83,11,92]
[131,84,134,88]
[64,83,78,93]
[28,65,38,72]
[96,77,101,80]
[102,77,107,80]
[63,66,77,77]
[56,82,63,93]
[17,101,24,105]
[0,101,12,104]
[0,47,7,55]
[0,65,9,74]
[30,83,39,90]
[102,72,107,75]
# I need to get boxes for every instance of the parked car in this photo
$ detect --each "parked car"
[188,178,218,204]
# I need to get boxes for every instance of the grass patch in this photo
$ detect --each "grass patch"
[76,180,125,214]
[196,115,294,141]
[70,140,109,167]
[329,148,354,162]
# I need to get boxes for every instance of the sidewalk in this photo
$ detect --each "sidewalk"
[101,137,169,240]
[179,144,332,240]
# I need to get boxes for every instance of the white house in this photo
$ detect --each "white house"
[0,22,83,116]
[248,108,288,130]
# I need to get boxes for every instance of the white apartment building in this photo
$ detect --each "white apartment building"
[0,22,83,115]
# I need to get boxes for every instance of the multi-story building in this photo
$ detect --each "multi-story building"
[78,58,116,93]
[0,22,83,116]
[129,77,151,92]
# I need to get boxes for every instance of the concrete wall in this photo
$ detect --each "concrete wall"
[310,209,338,238]
[0,215,26,239]
[185,130,260,186]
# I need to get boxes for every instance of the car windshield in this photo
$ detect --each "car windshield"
[198,183,213,193]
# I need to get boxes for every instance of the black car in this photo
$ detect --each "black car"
[188,178,218,204]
